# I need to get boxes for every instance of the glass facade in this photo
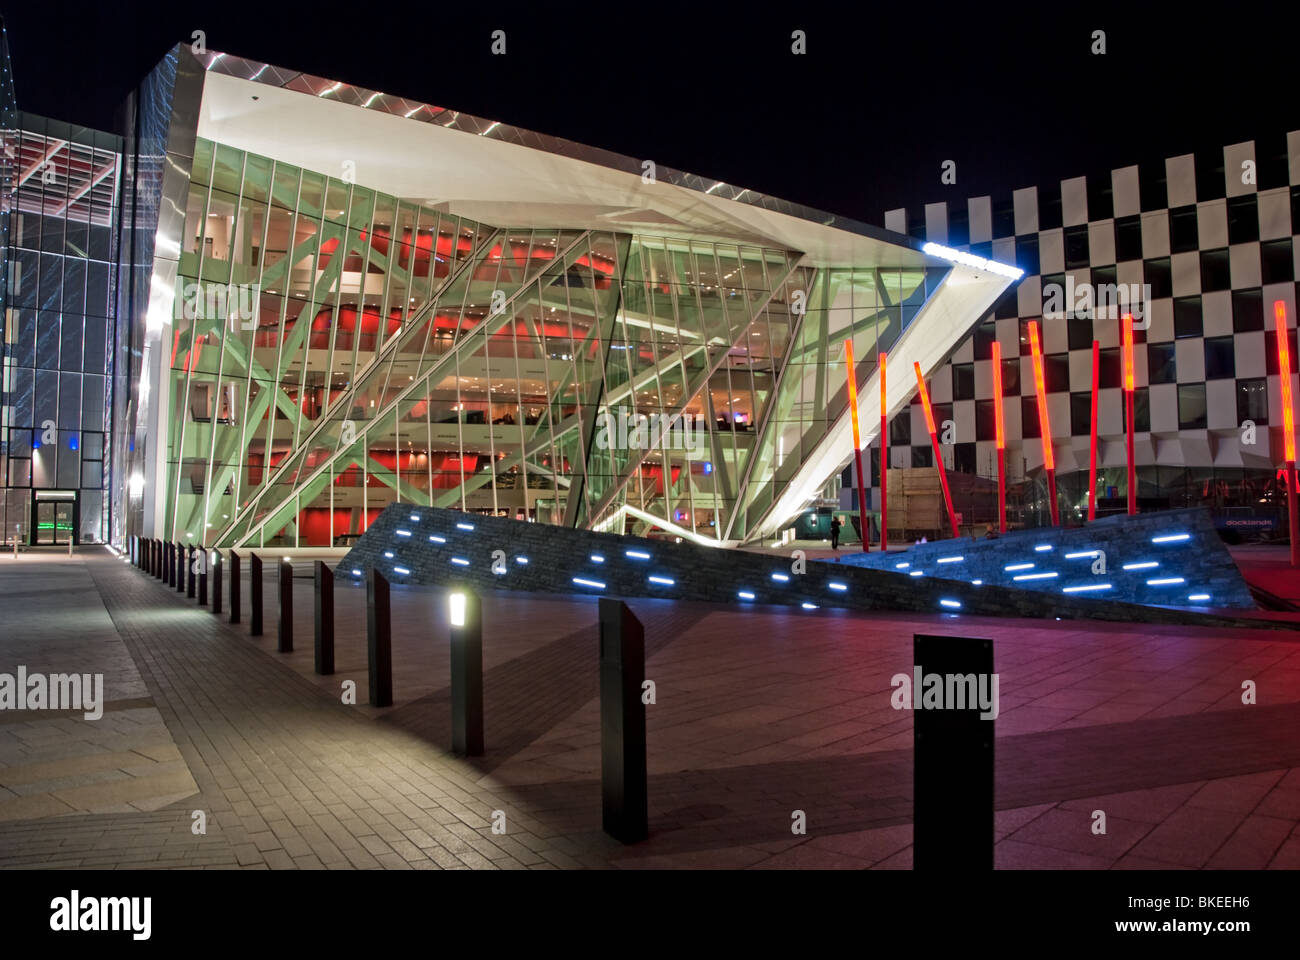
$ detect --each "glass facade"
[0,112,121,544]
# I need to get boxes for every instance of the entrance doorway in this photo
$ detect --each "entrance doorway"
[33,491,77,546]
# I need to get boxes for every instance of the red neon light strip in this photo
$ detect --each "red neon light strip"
[879,352,888,551]
[1027,321,1054,470]
[913,361,960,538]
[1276,301,1296,463]
[844,339,868,552]
[1123,313,1137,516]
[992,340,1006,534]
[1088,339,1100,522]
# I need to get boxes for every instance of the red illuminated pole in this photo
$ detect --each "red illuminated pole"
[913,361,960,539]
[1122,313,1137,516]
[1088,339,1100,522]
[844,339,869,552]
[991,341,1007,534]
[1027,321,1059,526]
[1274,301,1299,567]
[879,352,888,551]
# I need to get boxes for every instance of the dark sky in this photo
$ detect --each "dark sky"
[5,2,1298,224]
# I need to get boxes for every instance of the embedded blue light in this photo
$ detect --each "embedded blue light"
[591,554,605,563]
[394,566,410,575]
[1014,571,1058,581]
[451,557,470,567]
[801,602,818,610]
[1005,563,1034,572]
[396,530,412,537]
[895,562,910,569]
[352,569,362,576]
[573,577,606,589]
[970,579,983,586]
[626,550,651,560]
[770,573,789,582]
[939,599,961,609]
[648,576,675,586]
[409,514,421,522]
[1064,550,1099,559]
[738,590,756,600]
[1151,533,1190,544]
[703,462,713,475]
[1034,545,1053,552]
[383,551,394,559]
[1121,561,1158,571]
[515,556,528,564]
[909,570,923,577]
[456,522,475,531]
[1188,593,1211,601]
[1063,583,1111,593]
[828,582,848,591]
[936,555,964,564]
[429,535,446,543]
[1146,577,1185,586]
[69,436,78,451]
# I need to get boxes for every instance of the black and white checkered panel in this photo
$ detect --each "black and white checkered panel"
[881,131,1300,484]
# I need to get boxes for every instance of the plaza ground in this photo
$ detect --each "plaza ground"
[0,546,1298,869]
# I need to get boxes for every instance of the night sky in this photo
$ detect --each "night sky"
[5,3,1298,224]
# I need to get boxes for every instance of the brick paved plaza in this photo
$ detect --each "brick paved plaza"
[1,547,1299,870]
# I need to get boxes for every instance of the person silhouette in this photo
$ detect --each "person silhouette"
[830,516,841,550]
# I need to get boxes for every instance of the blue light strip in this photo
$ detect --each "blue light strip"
[738,591,756,600]
[396,530,412,537]
[456,522,475,531]
[895,562,910,569]
[515,557,528,564]
[626,550,651,560]
[351,568,362,576]
[1064,550,1098,559]
[801,602,818,610]
[1121,561,1158,571]
[1034,545,1053,552]
[409,514,421,522]
[909,570,924,577]
[828,582,848,592]
[394,566,410,575]
[591,554,605,563]
[1146,577,1185,586]
[383,551,394,559]
[971,579,983,585]
[429,535,446,544]
[939,598,961,609]
[1188,593,1211,601]
[1005,563,1034,572]
[771,573,789,582]
[1062,583,1112,593]
[648,576,675,586]
[936,556,964,564]
[1014,571,1058,581]
[573,577,606,589]
[1151,533,1190,543]
[451,557,470,567]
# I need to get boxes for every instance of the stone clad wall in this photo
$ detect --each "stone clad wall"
[830,507,1254,608]
[337,505,1281,630]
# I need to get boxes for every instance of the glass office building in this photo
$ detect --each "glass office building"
[104,44,1012,551]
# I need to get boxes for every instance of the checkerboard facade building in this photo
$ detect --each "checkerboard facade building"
[874,131,1300,528]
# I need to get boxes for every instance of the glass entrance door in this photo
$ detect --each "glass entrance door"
[35,500,74,544]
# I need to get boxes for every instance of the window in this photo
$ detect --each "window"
[1018,318,1037,357]
[1021,396,1041,438]
[1261,239,1294,284]
[1015,235,1040,275]
[1046,353,1070,393]
[993,197,1015,239]
[1064,225,1090,269]
[911,445,932,468]
[1236,377,1269,425]
[1070,391,1092,436]
[1199,249,1231,292]
[1227,195,1260,245]
[1148,342,1177,384]
[1099,347,1122,388]
[1087,175,1114,222]
[1204,336,1235,379]
[1115,216,1143,262]
[1170,206,1199,253]
[1232,288,1264,332]
[948,206,970,247]
[1195,149,1226,202]
[953,442,976,475]
[1144,258,1173,299]
[1178,383,1208,429]
[1001,356,1021,395]
[1174,296,1203,338]
[1040,189,1062,231]
[1068,315,1094,350]
[1139,161,1168,212]
[890,412,911,446]
[973,320,996,360]
[1266,327,1300,374]
[952,363,975,401]
[994,285,1020,320]
[975,399,997,441]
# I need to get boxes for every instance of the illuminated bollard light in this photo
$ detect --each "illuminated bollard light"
[250,553,263,636]
[314,560,334,675]
[599,598,648,844]
[913,632,995,870]
[449,589,483,756]
[278,557,293,653]
[367,569,393,707]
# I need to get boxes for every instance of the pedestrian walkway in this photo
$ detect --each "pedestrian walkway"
[0,547,1298,869]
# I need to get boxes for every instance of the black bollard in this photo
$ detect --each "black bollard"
[186,546,196,598]
[250,553,263,636]
[599,598,648,844]
[153,539,161,578]
[212,550,222,616]
[913,633,995,870]
[366,569,392,707]
[278,557,293,653]
[198,549,208,606]
[449,589,483,756]
[314,561,334,675]
[175,542,183,592]
[164,542,171,586]
[228,550,241,624]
